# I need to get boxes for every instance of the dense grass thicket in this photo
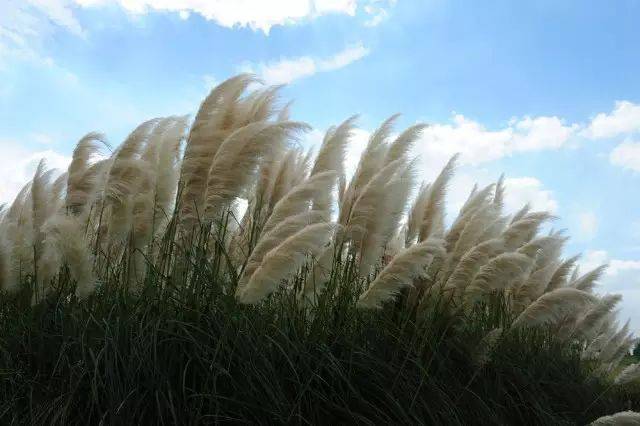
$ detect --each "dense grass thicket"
[0,74,639,424]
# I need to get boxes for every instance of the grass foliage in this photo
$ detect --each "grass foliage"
[1,266,636,424]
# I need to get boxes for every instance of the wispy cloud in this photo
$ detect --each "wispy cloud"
[243,43,370,85]
[0,0,84,62]
[503,177,558,213]
[29,0,84,36]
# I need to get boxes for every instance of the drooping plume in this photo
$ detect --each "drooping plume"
[179,74,257,227]
[66,132,108,215]
[339,114,399,224]
[590,411,640,425]
[204,121,309,220]
[418,155,458,242]
[40,215,95,299]
[357,239,445,309]
[383,123,427,165]
[238,210,327,291]
[237,223,336,304]
[512,288,597,329]
[310,116,357,211]
[465,252,532,304]
[573,294,623,340]
[260,171,337,237]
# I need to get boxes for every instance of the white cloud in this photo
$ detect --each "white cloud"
[75,0,379,33]
[251,56,316,85]
[610,140,640,172]
[502,177,558,213]
[318,43,370,71]
[510,116,578,150]
[0,143,71,205]
[415,114,579,169]
[584,100,640,139]
[577,211,598,240]
[609,258,640,277]
[244,43,370,85]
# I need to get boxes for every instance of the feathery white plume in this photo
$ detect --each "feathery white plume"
[238,210,327,291]
[573,265,608,293]
[512,288,597,329]
[445,238,505,293]
[237,223,336,304]
[39,215,96,299]
[446,183,495,251]
[599,320,632,364]
[573,294,622,340]
[590,411,640,425]
[357,239,445,309]
[502,211,554,251]
[418,155,458,241]
[261,171,337,237]
[180,74,256,226]
[311,115,358,177]
[66,132,108,214]
[383,123,426,165]
[614,363,640,386]
[153,116,189,229]
[493,174,505,210]
[512,260,560,310]
[205,121,309,220]
[405,183,430,246]
[31,160,53,257]
[360,161,415,272]
[340,115,398,224]
[546,254,580,292]
[465,252,532,303]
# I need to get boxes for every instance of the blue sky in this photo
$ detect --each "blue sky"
[2,0,640,328]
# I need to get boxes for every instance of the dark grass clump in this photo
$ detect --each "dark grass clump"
[0,264,637,425]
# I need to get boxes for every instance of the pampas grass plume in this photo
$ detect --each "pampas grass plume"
[357,239,445,309]
[237,222,336,304]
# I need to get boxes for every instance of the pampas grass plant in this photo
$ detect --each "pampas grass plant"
[0,74,638,425]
